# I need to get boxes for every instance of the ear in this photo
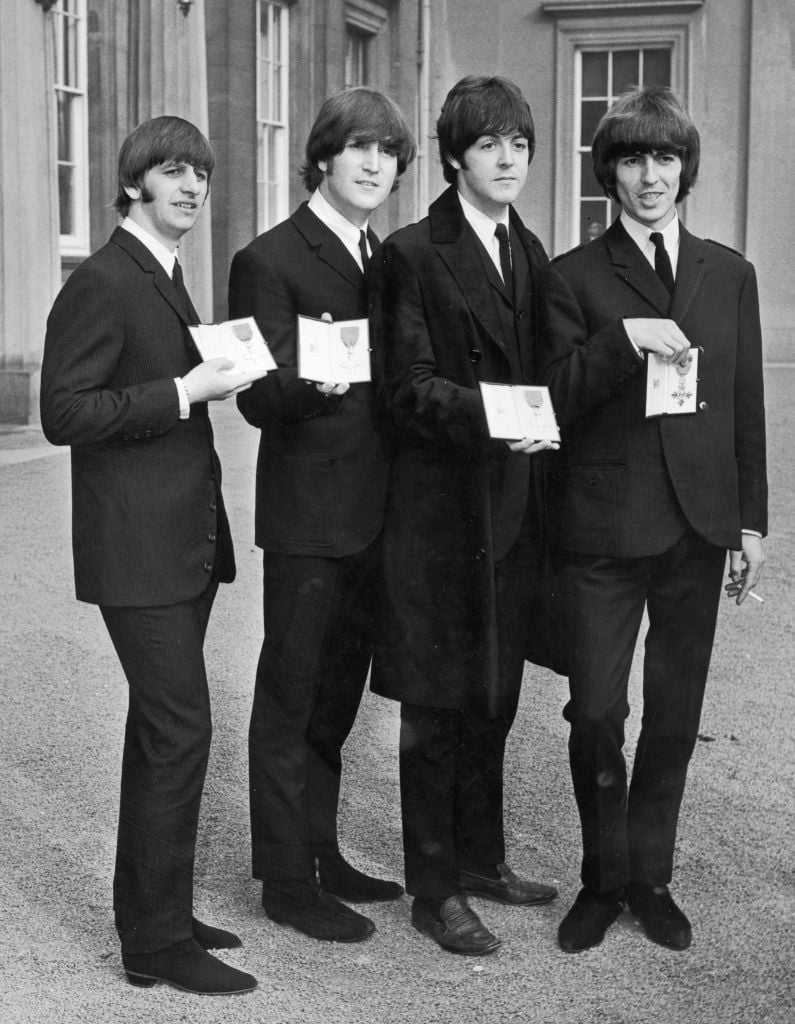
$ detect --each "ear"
[124,185,141,202]
[318,159,328,175]
[445,154,462,172]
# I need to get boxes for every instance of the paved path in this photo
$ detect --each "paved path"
[1,369,792,1023]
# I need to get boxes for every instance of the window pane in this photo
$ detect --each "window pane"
[613,50,640,94]
[58,164,75,236]
[580,99,607,147]
[579,200,609,245]
[579,152,601,198]
[643,48,671,86]
[581,52,607,97]
[57,92,74,162]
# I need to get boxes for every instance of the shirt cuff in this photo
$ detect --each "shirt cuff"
[174,377,190,419]
[741,529,763,538]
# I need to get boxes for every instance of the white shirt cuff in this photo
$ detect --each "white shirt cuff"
[174,377,190,419]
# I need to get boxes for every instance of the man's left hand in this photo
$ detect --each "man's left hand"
[725,534,766,605]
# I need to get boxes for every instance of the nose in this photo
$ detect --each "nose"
[497,141,515,165]
[639,155,658,183]
[361,143,381,172]
[181,167,202,193]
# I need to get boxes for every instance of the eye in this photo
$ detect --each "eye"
[379,145,397,158]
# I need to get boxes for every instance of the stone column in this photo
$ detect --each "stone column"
[0,1,61,424]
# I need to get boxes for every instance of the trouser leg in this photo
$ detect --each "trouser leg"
[101,581,217,955]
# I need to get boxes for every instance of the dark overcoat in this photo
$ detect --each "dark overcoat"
[369,185,558,714]
[40,227,235,606]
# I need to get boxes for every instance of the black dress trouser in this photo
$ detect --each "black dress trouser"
[101,578,218,955]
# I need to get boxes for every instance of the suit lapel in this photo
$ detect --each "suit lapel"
[111,227,198,326]
[429,187,509,357]
[669,225,707,323]
[604,219,671,316]
[292,202,367,290]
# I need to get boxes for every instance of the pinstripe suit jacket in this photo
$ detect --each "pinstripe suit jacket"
[40,227,235,606]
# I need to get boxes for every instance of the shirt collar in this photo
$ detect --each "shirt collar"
[121,216,178,276]
[308,189,368,250]
[620,209,680,256]
[457,191,510,252]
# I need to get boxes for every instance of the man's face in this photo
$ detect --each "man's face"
[125,161,209,249]
[318,138,398,227]
[450,133,530,220]
[614,150,681,231]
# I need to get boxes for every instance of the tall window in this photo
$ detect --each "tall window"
[256,1,289,232]
[54,0,89,255]
[577,48,671,244]
[543,1,703,253]
[345,26,370,88]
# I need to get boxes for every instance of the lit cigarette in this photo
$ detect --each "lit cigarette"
[748,591,765,604]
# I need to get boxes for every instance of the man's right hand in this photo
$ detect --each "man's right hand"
[623,318,691,363]
[182,357,265,403]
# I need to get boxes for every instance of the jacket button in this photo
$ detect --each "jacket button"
[207,532,216,542]
[469,349,482,363]
[209,500,217,511]
[698,401,709,411]
[203,561,213,572]
[474,547,486,560]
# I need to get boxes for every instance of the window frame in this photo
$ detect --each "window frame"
[53,0,90,258]
[544,2,704,253]
[256,0,290,234]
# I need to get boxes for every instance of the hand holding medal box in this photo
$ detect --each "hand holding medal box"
[189,317,277,377]
[645,348,699,417]
[297,314,372,384]
[479,382,560,442]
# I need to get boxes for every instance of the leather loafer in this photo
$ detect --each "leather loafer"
[123,938,257,994]
[558,886,625,952]
[411,894,501,956]
[318,850,404,903]
[262,877,375,942]
[192,916,242,950]
[459,862,557,906]
[626,882,692,950]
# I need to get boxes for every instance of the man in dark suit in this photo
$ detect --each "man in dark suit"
[369,76,559,956]
[228,88,415,943]
[40,116,261,995]
[539,86,768,953]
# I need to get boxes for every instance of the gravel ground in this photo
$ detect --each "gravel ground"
[1,367,792,1024]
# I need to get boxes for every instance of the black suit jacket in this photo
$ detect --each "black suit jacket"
[40,226,235,606]
[228,202,387,558]
[539,218,768,556]
[369,185,558,712]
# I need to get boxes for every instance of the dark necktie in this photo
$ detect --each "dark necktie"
[649,231,675,294]
[171,258,191,319]
[495,223,514,302]
[358,229,370,273]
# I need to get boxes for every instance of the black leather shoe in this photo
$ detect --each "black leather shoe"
[459,862,557,906]
[627,882,692,950]
[558,887,625,952]
[261,877,375,942]
[411,894,501,956]
[122,938,257,994]
[192,917,242,950]
[318,850,404,903]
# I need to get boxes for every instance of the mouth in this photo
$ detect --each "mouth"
[638,191,665,203]
[356,181,380,189]
[174,202,198,210]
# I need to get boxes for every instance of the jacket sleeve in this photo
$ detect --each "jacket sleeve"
[228,245,342,427]
[40,264,179,447]
[733,262,768,535]
[370,239,493,455]
[537,264,646,429]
